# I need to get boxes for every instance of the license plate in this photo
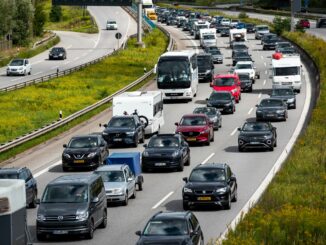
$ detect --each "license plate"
[267,114,274,117]
[113,138,122,142]
[198,196,211,201]
[74,160,84,164]
[187,137,197,141]
[53,230,68,235]
[250,142,260,144]
[155,162,166,166]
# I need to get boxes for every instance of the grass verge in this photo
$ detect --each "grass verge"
[0,29,167,163]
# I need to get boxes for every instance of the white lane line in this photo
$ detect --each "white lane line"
[230,127,238,136]
[248,107,253,115]
[263,79,266,85]
[34,160,62,178]
[74,57,80,61]
[258,93,262,98]
[265,70,268,74]
[152,191,174,209]
[51,66,58,70]
[264,62,266,67]
[201,153,215,165]
[261,55,264,59]
[34,71,43,76]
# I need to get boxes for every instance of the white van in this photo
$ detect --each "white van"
[112,91,164,134]
[200,28,217,47]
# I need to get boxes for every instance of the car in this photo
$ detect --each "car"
[197,53,214,82]
[263,36,280,50]
[255,25,270,39]
[256,98,288,121]
[206,91,236,114]
[211,74,241,103]
[237,72,253,92]
[230,19,240,28]
[232,50,251,66]
[261,33,277,45]
[316,18,326,28]
[220,27,230,37]
[142,134,190,172]
[0,167,37,208]
[296,19,310,28]
[193,106,222,130]
[175,114,214,145]
[6,58,31,76]
[102,115,146,147]
[206,48,223,64]
[232,61,259,82]
[276,47,297,55]
[245,23,256,33]
[106,20,118,30]
[182,163,237,210]
[235,22,246,29]
[135,211,204,245]
[204,45,219,53]
[238,121,277,152]
[270,86,296,109]
[94,164,136,205]
[62,134,109,171]
[48,47,66,60]
[36,174,107,240]
[220,18,230,26]
[148,12,157,20]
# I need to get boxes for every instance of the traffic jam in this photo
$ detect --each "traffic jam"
[0,5,305,245]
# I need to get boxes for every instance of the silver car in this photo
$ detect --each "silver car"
[94,164,136,206]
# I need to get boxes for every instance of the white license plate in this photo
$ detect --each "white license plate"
[250,142,260,144]
[113,138,122,142]
[53,230,68,235]
[267,114,274,117]
[155,163,166,166]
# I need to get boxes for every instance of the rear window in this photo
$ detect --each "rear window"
[213,77,235,86]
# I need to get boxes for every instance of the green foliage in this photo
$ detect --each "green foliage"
[273,16,290,35]
[33,2,46,36]
[12,0,33,45]
[238,11,248,19]
[0,0,16,37]
[49,5,62,22]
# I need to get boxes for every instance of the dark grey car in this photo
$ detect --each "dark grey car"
[256,98,288,121]
[193,107,222,130]
[237,73,253,92]
[206,91,236,114]
[270,87,296,109]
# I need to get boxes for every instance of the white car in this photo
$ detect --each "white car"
[6,59,32,76]
[232,61,260,81]
[220,18,231,26]
[106,20,118,30]
[230,19,240,28]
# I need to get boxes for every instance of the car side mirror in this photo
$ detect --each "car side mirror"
[103,124,108,128]
[190,231,199,236]
[255,104,258,107]
[182,177,188,183]
[206,98,208,101]
[128,177,133,182]
[100,143,106,147]
[92,197,99,203]
[135,230,142,236]
[230,176,236,182]
[175,122,179,126]
[63,144,67,148]
[36,198,41,205]
[237,127,241,131]
[143,144,148,148]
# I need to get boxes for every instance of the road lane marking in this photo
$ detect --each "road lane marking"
[261,55,263,59]
[34,160,62,178]
[264,62,266,67]
[258,93,262,98]
[51,66,58,70]
[230,127,238,136]
[263,79,266,85]
[64,61,71,65]
[152,191,174,209]
[201,153,215,165]
[248,107,253,114]
[34,71,43,76]
[265,70,268,74]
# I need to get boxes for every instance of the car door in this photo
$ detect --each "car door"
[180,138,189,163]
[226,166,236,196]
[20,170,32,203]
[99,137,108,160]
[189,213,201,244]
[125,167,135,197]
[90,181,102,226]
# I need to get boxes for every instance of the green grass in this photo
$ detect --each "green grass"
[0,29,167,162]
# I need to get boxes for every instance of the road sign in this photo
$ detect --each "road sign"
[52,0,132,6]
[115,32,122,40]
[293,0,301,12]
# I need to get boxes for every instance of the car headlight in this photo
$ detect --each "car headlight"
[126,131,135,136]
[210,116,218,122]
[87,152,97,158]
[143,151,149,157]
[205,70,211,74]
[172,151,179,158]
[183,187,193,193]
[76,210,89,221]
[37,214,46,221]
[276,110,285,114]
[256,110,262,113]
[231,89,237,93]
[63,153,71,159]
[207,102,212,107]
[112,188,124,195]
[59,54,63,56]
[295,81,301,84]
[264,134,273,139]
[215,187,227,194]
[19,67,23,70]
[225,102,232,107]
[287,98,295,103]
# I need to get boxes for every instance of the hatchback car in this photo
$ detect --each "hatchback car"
[206,48,223,64]
[206,91,236,114]
[237,73,253,92]
[142,134,190,172]
[62,134,109,171]
[136,211,204,245]
[182,163,237,210]
[211,74,241,103]
[6,58,31,76]
[106,20,118,30]
[296,19,310,28]
[256,98,288,121]
[0,167,37,208]
[238,121,277,151]
[193,107,222,130]
[175,114,214,145]
[49,47,67,60]
[270,87,296,109]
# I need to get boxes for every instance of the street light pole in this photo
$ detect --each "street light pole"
[136,0,144,47]
[290,0,295,32]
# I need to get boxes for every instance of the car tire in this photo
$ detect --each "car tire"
[249,87,253,92]
[238,146,243,152]
[133,136,138,147]
[62,166,69,172]
[122,193,128,206]
[99,209,107,228]
[86,220,94,239]
[205,137,211,146]
[138,181,143,191]
[183,201,189,210]
[185,155,190,166]
[37,233,46,241]
[269,146,274,151]
[274,140,277,147]
[224,193,231,210]
[232,186,238,202]
[211,132,214,142]
[28,190,37,208]
[131,187,137,199]
[177,161,184,172]
[28,70,31,75]
[293,103,296,109]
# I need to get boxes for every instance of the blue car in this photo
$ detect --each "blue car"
[236,22,246,29]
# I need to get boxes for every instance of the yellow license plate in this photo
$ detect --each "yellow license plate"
[187,137,197,141]
[198,196,211,201]
[74,160,85,164]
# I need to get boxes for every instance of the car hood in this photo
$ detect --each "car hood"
[176,126,207,133]
[239,131,271,137]
[212,86,236,92]
[103,182,126,190]
[198,66,211,72]
[185,181,226,190]
[104,127,135,133]
[64,148,97,154]
[8,65,23,69]
[38,202,88,216]
[137,235,190,245]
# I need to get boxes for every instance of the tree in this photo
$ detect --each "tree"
[0,0,16,38]
[12,0,33,45]
[49,5,62,22]
[33,2,46,36]
[273,17,291,35]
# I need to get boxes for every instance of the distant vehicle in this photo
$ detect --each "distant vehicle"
[296,19,310,28]
[206,91,236,114]
[256,98,288,121]
[235,22,246,29]
[142,134,190,172]
[48,47,66,60]
[200,28,217,47]
[220,18,231,26]
[147,12,157,20]
[232,61,259,82]
[194,20,210,39]
[220,27,230,37]
[276,47,297,55]
[270,86,296,109]
[211,74,241,103]
[106,20,118,30]
[238,121,277,152]
[6,58,31,76]
[62,134,109,171]
[275,42,293,52]
[237,73,253,92]
[316,18,326,28]
[232,50,251,66]
[193,107,222,130]
[197,53,214,82]
[207,48,223,64]
[229,29,247,44]
[102,115,146,147]
[230,19,240,28]
[255,25,270,39]
[261,33,277,45]
[36,174,107,240]
[232,42,248,52]
[0,167,37,208]
[175,114,214,145]
[94,164,136,206]
[245,23,256,33]
[182,163,237,210]
[263,36,280,50]
[135,211,204,244]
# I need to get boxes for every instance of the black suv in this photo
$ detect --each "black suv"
[0,167,37,208]
[206,91,236,114]
[256,98,288,121]
[270,87,296,109]
[142,134,190,172]
[238,73,253,92]
[62,134,109,171]
[136,211,204,245]
[238,121,277,152]
[102,115,145,147]
[197,53,214,82]
[49,47,67,60]
[36,174,107,240]
[182,163,237,210]
[263,37,280,50]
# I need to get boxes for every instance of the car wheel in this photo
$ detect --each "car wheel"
[183,201,189,210]
[205,136,211,146]
[249,87,253,92]
[177,161,184,172]
[86,220,94,239]
[269,145,274,151]
[293,103,296,109]
[131,186,137,199]
[224,193,231,210]
[211,132,214,142]
[232,186,238,202]
[24,70,26,76]
[236,98,239,104]
[28,190,37,208]
[28,70,31,75]
[238,146,243,152]
[37,233,46,241]
[274,140,277,147]
[62,166,69,172]
[219,120,222,128]
[138,181,143,191]
[185,155,190,166]
[133,136,138,147]
[99,209,107,228]
[122,193,128,206]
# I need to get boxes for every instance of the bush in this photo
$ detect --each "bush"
[49,5,62,22]
[273,16,290,35]
[238,12,248,19]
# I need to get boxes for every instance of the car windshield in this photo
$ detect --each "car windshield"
[143,219,188,236]
[108,117,135,128]
[234,51,249,57]
[242,123,270,131]
[51,48,63,52]
[234,44,247,50]
[10,60,24,66]
[107,21,116,24]
[197,56,211,68]
[274,67,300,76]
[203,35,215,40]
[95,170,125,182]
[257,26,269,31]
[213,77,235,86]
[210,50,221,55]
[193,107,217,116]
[42,184,88,203]
[180,116,206,126]
[68,137,98,148]
[272,89,294,96]
[260,99,284,107]
[189,168,225,182]
[277,43,292,48]
[209,92,231,100]
[236,64,252,69]
[0,173,18,179]
[148,136,179,147]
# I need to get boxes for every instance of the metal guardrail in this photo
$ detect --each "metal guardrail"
[0,17,175,154]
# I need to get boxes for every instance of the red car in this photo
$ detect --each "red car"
[175,114,214,145]
[297,19,310,28]
[211,74,241,103]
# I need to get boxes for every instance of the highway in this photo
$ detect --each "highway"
[0,6,137,89]
[2,11,312,244]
